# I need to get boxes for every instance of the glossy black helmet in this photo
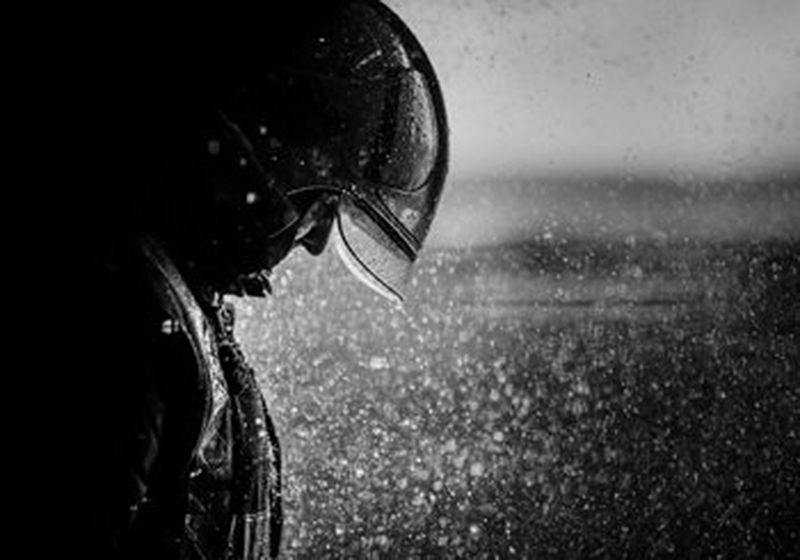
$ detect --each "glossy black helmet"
[183,0,450,300]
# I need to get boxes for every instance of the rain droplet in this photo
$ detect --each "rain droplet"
[469,524,481,538]
[369,356,389,370]
[470,462,485,477]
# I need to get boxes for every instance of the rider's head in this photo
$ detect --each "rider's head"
[145,0,448,300]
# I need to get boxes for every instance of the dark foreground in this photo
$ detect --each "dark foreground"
[236,238,799,558]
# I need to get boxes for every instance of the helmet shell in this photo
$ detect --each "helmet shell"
[83,1,449,297]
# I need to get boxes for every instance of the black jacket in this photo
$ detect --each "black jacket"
[66,233,281,559]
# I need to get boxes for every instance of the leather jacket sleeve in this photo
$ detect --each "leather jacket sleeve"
[73,237,210,559]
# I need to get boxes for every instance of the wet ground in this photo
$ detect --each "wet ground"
[236,238,799,558]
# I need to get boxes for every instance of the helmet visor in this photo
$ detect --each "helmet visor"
[337,65,447,301]
[334,207,406,303]
[333,192,412,303]
[279,67,446,301]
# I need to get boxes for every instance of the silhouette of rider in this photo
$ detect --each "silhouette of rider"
[53,2,448,558]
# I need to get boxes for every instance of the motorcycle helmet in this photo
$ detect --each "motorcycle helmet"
[189,0,450,301]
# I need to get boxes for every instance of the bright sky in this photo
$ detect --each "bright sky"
[386,0,800,179]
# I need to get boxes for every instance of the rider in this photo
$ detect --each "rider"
[62,1,448,558]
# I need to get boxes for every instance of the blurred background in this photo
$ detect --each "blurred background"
[237,1,800,557]
[398,0,800,247]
